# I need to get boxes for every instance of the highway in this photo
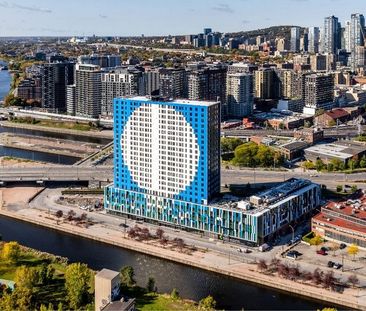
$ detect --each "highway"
[1,165,366,189]
[0,166,113,182]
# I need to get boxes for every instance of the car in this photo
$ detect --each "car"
[340,243,347,249]
[317,249,327,255]
[333,263,342,269]
[321,246,329,252]
[286,253,297,260]
[291,250,302,256]
[327,261,334,268]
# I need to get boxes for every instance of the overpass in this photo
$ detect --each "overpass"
[0,166,113,184]
[2,165,366,190]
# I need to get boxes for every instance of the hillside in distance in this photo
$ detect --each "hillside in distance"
[226,25,305,40]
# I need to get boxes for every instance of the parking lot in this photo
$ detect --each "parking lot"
[285,241,366,277]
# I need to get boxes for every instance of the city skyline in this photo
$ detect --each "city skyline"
[0,0,366,36]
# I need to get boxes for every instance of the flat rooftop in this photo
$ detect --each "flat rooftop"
[121,96,219,107]
[211,178,318,217]
[96,268,119,280]
[305,141,366,160]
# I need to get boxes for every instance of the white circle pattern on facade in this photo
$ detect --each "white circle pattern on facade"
[122,104,200,196]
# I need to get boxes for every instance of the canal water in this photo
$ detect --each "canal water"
[0,61,11,101]
[0,215,328,310]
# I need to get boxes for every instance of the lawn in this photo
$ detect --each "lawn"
[124,287,199,311]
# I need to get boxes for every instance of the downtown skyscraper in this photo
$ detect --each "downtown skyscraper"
[349,13,365,71]
[322,15,341,54]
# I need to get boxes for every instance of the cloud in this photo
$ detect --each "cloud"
[0,1,52,13]
[242,20,251,24]
[212,3,233,14]
[99,14,107,19]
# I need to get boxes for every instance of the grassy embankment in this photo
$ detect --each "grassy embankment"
[10,117,96,131]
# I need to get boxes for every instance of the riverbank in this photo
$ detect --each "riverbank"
[0,133,99,158]
[0,207,363,310]
[0,121,113,139]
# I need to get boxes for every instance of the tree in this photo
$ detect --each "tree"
[257,259,268,272]
[1,241,21,263]
[64,263,93,309]
[67,210,76,221]
[347,244,359,260]
[302,161,315,170]
[55,210,63,218]
[336,185,343,193]
[221,137,243,153]
[322,271,336,289]
[198,295,217,310]
[348,274,359,288]
[330,158,343,171]
[170,288,179,300]
[0,292,16,311]
[13,266,37,309]
[348,159,358,171]
[120,266,136,287]
[359,155,366,168]
[315,159,325,172]
[351,185,358,193]
[155,228,164,240]
[312,268,322,285]
[172,238,185,252]
[146,277,155,292]
[309,235,323,246]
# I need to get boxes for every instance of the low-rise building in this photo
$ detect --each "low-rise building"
[312,190,366,249]
[315,108,351,127]
[294,128,324,145]
[278,141,309,160]
[304,141,366,164]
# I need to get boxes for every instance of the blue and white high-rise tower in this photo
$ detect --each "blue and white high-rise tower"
[112,96,220,205]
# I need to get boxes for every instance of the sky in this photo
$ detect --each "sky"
[0,0,366,37]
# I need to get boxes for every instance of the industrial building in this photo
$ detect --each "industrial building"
[304,141,366,164]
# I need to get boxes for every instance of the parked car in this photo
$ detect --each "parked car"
[321,246,329,252]
[327,261,334,268]
[317,249,327,255]
[333,263,342,269]
[286,253,297,260]
[340,243,347,249]
[259,243,271,252]
[290,250,302,256]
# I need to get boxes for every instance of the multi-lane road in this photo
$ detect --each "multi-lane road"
[1,165,365,189]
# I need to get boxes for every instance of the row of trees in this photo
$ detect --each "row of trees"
[231,142,284,168]
[257,258,359,291]
[127,226,190,253]
[303,156,366,172]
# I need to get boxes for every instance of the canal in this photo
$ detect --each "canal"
[0,60,11,101]
[0,215,328,310]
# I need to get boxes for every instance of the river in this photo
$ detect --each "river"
[0,215,329,310]
[0,60,11,101]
